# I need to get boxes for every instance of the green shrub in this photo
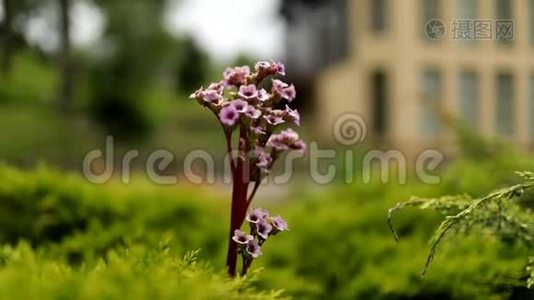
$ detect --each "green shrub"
[253,154,534,299]
[0,243,284,299]
[0,165,227,264]
[255,184,530,299]
[388,171,534,295]
[0,154,533,299]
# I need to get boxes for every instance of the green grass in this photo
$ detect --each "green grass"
[0,52,58,106]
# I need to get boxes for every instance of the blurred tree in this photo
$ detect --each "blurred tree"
[0,0,34,77]
[88,0,174,142]
[0,0,14,76]
[0,0,75,111]
[174,35,210,94]
[58,0,73,112]
[0,0,74,110]
[88,55,153,142]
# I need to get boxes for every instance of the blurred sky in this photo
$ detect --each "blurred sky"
[166,0,284,62]
[0,0,284,63]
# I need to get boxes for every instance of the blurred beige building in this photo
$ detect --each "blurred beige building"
[304,0,534,152]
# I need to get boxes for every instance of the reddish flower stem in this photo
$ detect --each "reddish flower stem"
[225,126,250,277]
[225,169,242,276]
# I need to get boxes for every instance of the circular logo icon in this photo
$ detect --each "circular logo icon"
[333,113,368,146]
[425,19,445,40]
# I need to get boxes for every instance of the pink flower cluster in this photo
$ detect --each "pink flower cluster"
[233,208,288,271]
[190,61,305,175]
[190,61,304,277]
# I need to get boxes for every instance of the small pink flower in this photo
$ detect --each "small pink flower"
[231,99,248,113]
[272,79,288,91]
[284,85,296,101]
[245,240,262,258]
[203,90,223,106]
[282,128,299,140]
[256,155,271,169]
[219,105,239,126]
[258,89,270,102]
[268,128,305,153]
[223,66,250,87]
[270,215,289,232]
[254,61,271,73]
[284,105,300,126]
[253,147,272,168]
[290,139,306,154]
[264,110,286,126]
[189,88,223,106]
[246,208,269,224]
[251,126,265,135]
[268,137,288,151]
[207,81,224,93]
[256,219,272,240]
[189,87,204,100]
[232,229,253,245]
[272,79,296,102]
[255,61,285,77]
[264,115,284,126]
[270,61,285,76]
[244,106,262,119]
[238,84,259,101]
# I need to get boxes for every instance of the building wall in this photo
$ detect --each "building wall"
[316,0,534,153]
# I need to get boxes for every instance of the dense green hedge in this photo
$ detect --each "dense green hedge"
[258,182,532,299]
[0,244,283,299]
[0,151,533,299]
[0,165,229,264]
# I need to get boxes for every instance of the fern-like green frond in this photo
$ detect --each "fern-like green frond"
[388,171,534,283]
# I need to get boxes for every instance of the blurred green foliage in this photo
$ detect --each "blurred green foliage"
[389,171,534,288]
[0,165,228,262]
[0,51,57,105]
[174,36,211,94]
[0,51,224,168]
[1,0,217,144]
[0,244,284,299]
[0,141,532,299]
[88,1,175,141]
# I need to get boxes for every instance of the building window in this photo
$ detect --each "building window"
[422,0,441,40]
[530,0,534,45]
[457,0,477,45]
[530,76,534,138]
[371,0,387,31]
[496,73,515,136]
[421,70,442,135]
[457,0,477,19]
[371,71,388,136]
[459,71,479,128]
[496,0,513,45]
